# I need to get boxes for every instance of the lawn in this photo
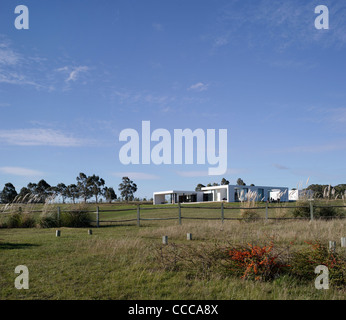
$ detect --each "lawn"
[1,209,346,300]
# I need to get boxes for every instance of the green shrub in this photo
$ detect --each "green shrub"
[290,240,346,288]
[240,209,260,222]
[316,203,342,220]
[60,207,92,228]
[38,213,59,228]
[20,214,36,228]
[5,212,36,228]
[292,202,310,218]
[6,213,23,228]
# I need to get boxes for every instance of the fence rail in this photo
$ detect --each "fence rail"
[2,202,346,227]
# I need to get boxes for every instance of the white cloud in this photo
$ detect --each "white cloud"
[188,82,209,92]
[0,43,21,66]
[56,65,89,82]
[0,128,92,147]
[0,166,43,177]
[112,172,160,180]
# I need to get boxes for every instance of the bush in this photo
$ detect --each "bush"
[6,213,23,228]
[227,241,288,281]
[316,203,341,220]
[240,210,260,222]
[292,202,311,218]
[292,201,342,219]
[20,214,36,228]
[5,212,36,228]
[60,206,92,228]
[290,240,346,288]
[38,213,59,228]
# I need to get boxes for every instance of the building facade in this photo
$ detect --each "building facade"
[153,185,289,205]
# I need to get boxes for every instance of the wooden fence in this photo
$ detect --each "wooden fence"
[3,202,346,227]
[86,202,346,227]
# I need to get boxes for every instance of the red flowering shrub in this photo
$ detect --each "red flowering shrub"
[227,242,289,281]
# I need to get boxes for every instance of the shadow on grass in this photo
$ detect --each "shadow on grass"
[0,242,40,250]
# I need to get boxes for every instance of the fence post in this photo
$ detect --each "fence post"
[341,237,346,248]
[265,202,268,221]
[329,241,336,253]
[57,206,61,227]
[162,236,168,245]
[310,201,314,221]
[96,206,99,228]
[221,202,224,224]
[137,204,140,227]
[178,203,182,225]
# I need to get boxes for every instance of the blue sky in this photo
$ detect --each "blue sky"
[0,0,346,199]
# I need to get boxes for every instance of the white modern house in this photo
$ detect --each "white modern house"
[153,185,289,205]
[288,189,314,201]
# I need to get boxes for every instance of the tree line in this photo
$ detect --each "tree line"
[0,173,138,204]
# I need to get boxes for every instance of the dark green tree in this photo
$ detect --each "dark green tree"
[118,177,137,202]
[103,187,117,203]
[17,187,31,203]
[87,175,105,203]
[56,183,68,204]
[76,173,93,203]
[0,183,18,203]
[66,184,79,204]
[221,178,229,185]
[195,183,206,191]
[236,178,246,186]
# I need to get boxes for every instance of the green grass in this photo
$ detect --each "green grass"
[1,210,346,299]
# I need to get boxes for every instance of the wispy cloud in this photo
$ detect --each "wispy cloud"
[206,1,346,51]
[273,163,290,170]
[112,89,176,107]
[56,65,89,83]
[188,82,209,92]
[0,43,21,65]
[0,166,43,177]
[112,172,160,180]
[0,128,93,147]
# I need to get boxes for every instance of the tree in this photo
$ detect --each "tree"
[26,180,51,202]
[66,184,79,204]
[18,187,31,203]
[195,183,205,191]
[306,184,328,198]
[76,173,93,203]
[87,175,105,203]
[236,178,246,186]
[103,187,117,203]
[56,183,68,204]
[221,178,229,185]
[36,179,51,202]
[0,183,18,203]
[118,177,137,202]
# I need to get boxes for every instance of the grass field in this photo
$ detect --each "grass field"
[1,202,346,300]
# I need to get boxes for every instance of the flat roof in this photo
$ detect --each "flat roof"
[153,190,197,195]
